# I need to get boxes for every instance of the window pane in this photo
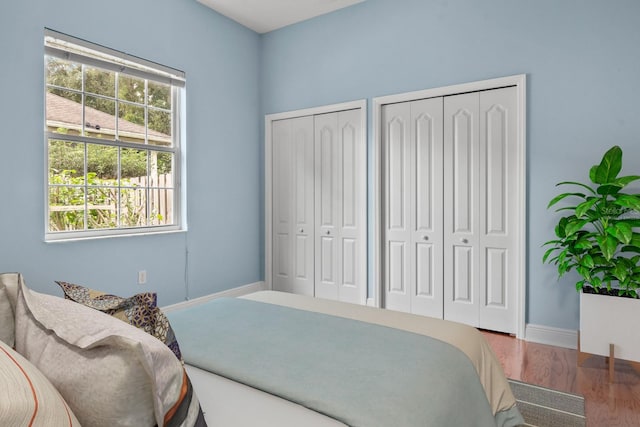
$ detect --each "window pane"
[87,186,117,229]
[148,81,171,109]
[48,140,84,181]
[49,186,85,231]
[87,144,117,184]
[120,187,147,227]
[149,189,173,225]
[148,108,171,146]
[84,95,115,139]
[118,74,145,104]
[150,152,173,187]
[44,33,182,238]
[45,57,82,91]
[121,148,147,180]
[46,89,82,135]
[118,102,146,142]
[85,66,115,97]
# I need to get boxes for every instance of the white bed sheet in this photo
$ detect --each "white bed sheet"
[186,364,347,427]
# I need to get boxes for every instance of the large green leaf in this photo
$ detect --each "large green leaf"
[621,245,640,254]
[592,146,622,185]
[542,247,558,263]
[575,198,599,218]
[580,254,595,268]
[615,175,640,188]
[613,261,628,282]
[597,184,622,195]
[564,219,589,236]
[614,194,640,212]
[606,222,633,244]
[556,181,596,194]
[547,192,586,209]
[596,234,618,261]
[618,219,640,227]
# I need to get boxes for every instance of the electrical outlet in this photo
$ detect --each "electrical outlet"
[138,270,147,285]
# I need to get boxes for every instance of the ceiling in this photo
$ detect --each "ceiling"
[197,0,366,34]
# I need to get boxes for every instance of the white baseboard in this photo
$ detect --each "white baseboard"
[162,281,266,313]
[525,324,577,349]
[366,297,376,307]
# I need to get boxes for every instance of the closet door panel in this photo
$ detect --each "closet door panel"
[479,86,518,333]
[293,118,315,294]
[382,103,412,312]
[272,117,315,296]
[444,93,480,327]
[272,120,293,292]
[315,113,339,301]
[410,98,444,318]
[337,109,365,304]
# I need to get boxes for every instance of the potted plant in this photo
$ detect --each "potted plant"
[543,145,640,366]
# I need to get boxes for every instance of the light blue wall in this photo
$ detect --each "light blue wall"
[0,0,261,305]
[2,0,639,331]
[260,0,640,330]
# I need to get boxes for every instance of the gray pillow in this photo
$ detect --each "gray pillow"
[14,277,204,427]
[0,272,20,347]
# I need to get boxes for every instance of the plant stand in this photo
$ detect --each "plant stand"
[579,292,640,382]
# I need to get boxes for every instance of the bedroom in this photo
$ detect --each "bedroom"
[1,0,639,425]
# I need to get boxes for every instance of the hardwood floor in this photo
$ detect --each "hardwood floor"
[481,331,640,426]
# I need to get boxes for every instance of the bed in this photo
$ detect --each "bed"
[167,291,524,427]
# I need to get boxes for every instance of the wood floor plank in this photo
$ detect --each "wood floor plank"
[481,330,640,427]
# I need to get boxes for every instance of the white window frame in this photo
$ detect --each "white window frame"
[44,29,186,241]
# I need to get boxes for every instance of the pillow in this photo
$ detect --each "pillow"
[0,338,81,426]
[14,278,206,427]
[0,272,20,347]
[55,281,183,361]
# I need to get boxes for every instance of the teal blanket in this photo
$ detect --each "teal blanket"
[168,298,500,427]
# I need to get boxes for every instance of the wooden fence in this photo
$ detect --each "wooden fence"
[49,173,173,229]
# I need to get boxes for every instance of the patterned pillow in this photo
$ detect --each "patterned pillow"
[0,338,81,426]
[55,281,182,361]
[15,279,206,427]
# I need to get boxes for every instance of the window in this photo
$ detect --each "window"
[44,29,185,240]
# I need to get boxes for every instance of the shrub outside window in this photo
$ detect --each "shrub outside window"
[44,29,185,240]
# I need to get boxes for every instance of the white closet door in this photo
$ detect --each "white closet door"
[315,113,339,300]
[272,116,315,296]
[382,102,412,312]
[314,110,365,304]
[382,98,443,317]
[336,109,366,304]
[410,98,444,317]
[478,87,518,333]
[444,93,480,327]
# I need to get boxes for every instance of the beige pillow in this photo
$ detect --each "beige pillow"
[0,272,20,346]
[14,278,204,427]
[0,339,81,426]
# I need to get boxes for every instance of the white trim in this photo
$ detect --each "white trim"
[372,74,527,337]
[265,99,366,122]
[264,99,367,296]
[162,281,266,313]
[525,324,578,350]
[366,297,375,307]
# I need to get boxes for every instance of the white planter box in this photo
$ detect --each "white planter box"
[580,292,640,363]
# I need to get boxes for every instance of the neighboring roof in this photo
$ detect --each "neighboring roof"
[45,91,170,142]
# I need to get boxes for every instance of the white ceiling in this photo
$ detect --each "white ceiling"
[197,0,366,34]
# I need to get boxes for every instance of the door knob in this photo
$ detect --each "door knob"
[461,238,468,244]
[326,230,331,235]
[423,236,429,241]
